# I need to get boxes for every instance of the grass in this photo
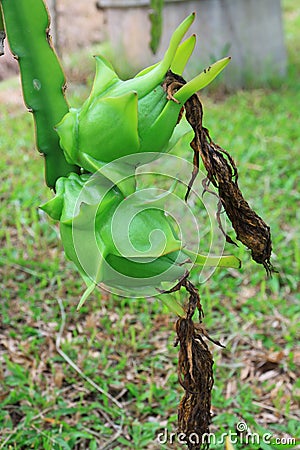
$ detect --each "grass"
[0,0,299,449]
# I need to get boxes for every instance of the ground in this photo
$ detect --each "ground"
[0,1,299,449]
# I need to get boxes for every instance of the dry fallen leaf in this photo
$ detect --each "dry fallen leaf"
[225,436,235,450]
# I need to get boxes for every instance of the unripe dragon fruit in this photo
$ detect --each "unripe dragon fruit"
[56,14,230,193]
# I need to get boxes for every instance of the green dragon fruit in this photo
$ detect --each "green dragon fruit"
[41,172,240,307]
[41,13,236,309]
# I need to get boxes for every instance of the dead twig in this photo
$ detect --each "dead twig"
[163,70,274,275]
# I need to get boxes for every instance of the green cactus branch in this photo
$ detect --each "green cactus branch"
[0,0,80,189]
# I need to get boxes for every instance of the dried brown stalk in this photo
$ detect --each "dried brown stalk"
[161,70,275,449]
[163,70,274,275]
[163,274,220,450]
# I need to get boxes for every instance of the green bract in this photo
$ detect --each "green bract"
[56,14,230,185]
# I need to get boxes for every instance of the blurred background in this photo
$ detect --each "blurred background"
[0,0,288,88]
[0,1,299,449]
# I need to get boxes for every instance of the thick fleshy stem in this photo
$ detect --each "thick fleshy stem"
[0,0,80,189]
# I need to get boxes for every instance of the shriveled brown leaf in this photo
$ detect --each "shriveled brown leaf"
[163,70,274,274]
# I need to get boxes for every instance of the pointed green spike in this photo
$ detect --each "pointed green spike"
[136,33,196,78]
[77,281,97,310]
[89,55,120,99]
[183,248,241,268]
[40,187,64,220]
[171,34,196,75]
[135,62,159,78]
[113,13,196,98]
[174,57,231,103]
[156,13,195,76]
[40,175,68,220]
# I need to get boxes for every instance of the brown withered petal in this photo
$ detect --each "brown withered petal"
[177,316,213,450]
[163,70,274,275]
[164,275,216,450]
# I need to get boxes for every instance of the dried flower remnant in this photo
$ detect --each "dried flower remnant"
[163,70,273,274]
[163,274,217,450]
